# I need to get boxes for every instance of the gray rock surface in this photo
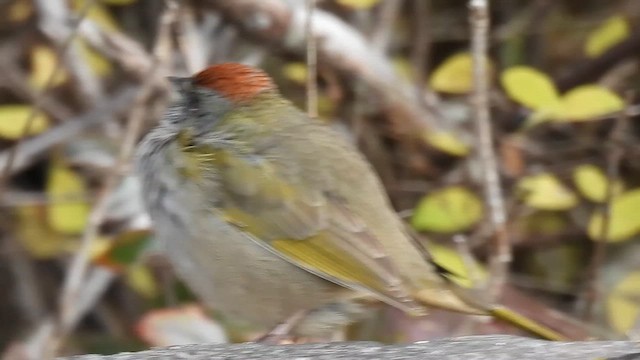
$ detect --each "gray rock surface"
[62,335,640,359]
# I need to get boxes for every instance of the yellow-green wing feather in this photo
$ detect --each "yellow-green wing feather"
[208,149,425,314]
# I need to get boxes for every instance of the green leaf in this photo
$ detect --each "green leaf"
[555,85,624,121]
[588,189,640,242]
[585,16,630,57]
[518,173,578,211]
[96,229,152,271]
[411,186,483,233]
[500,66,560,110]
[430,53,491,94]
[573,164,623,203]
[0,105,49,139]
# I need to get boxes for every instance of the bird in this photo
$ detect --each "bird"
[136,63,563,342]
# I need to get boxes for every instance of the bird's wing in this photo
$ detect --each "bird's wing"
[209,148,425,314]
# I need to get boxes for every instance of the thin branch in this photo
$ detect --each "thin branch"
[176,3,208,74]
[578,92,632,324]
[0,0,97,197]
[305,0,318,118]
[40,2,177,357]
[2,235,47,326]
[370,0,402,52]
[453,234,483,287]
[204,0,443,134]
[556,31,640,92]
[411,0,432,87]
[35,0,104,106]
[0,54,73,121]
[469,0,510,300]
[0,87,139,177]
[22,269,116,360]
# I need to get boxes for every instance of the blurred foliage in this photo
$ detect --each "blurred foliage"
[1,0,640,356]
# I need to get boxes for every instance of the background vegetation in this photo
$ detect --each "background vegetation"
[1,0,640,357]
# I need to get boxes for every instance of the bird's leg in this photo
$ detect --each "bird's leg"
[253,310,309,344]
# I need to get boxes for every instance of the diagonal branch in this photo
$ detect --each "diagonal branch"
[469,0,511,299]
[201,0,442,135]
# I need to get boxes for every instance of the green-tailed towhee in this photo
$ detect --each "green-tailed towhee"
[136,63,561,341]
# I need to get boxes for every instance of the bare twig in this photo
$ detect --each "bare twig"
[204,0,443,134]
[453,234,483,287]
[469,0,510,300]
[78,19,154,78]
[22,269,116,360]
[0,87,139,177]
[176,3,208,74]
[305,0,318,118]
[557,31,640,92]
[411,0,432,87]
[2,235,47,326]
[35,0,103,106]
[0,55,73,121]
[578,92,632,324]
[0,191,94,207]
[36,2,177,357]
[0,0,97,197]
[370,0,402,52]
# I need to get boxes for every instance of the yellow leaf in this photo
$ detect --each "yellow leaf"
[29,45,68,89]
[518,173,578,211]
[46,162,90,235]
[411,186,483,233]
[16,205,73,258]
[607,271,640,333]
[72,0,119,31]
[524,244,582,289]
[78,40,113,76]
[0,105,49,139]
[588,189,640,242]
[126,264,158,298]
[573,164,623,203]
[282,62,307,85]
[427,242,486,288]
[424,131,470,157]
[392,57,414,81]
[514,211,570,237]
[335,0,380,9]
[430,53,492,94]
[9,0,32,23]
[500,66,560,110]
[555,85,624,121]
[317,95,335,118]
[585,16,629,58]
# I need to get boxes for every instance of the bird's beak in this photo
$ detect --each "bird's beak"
[166,76,193,103]
[167,76,192,93]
